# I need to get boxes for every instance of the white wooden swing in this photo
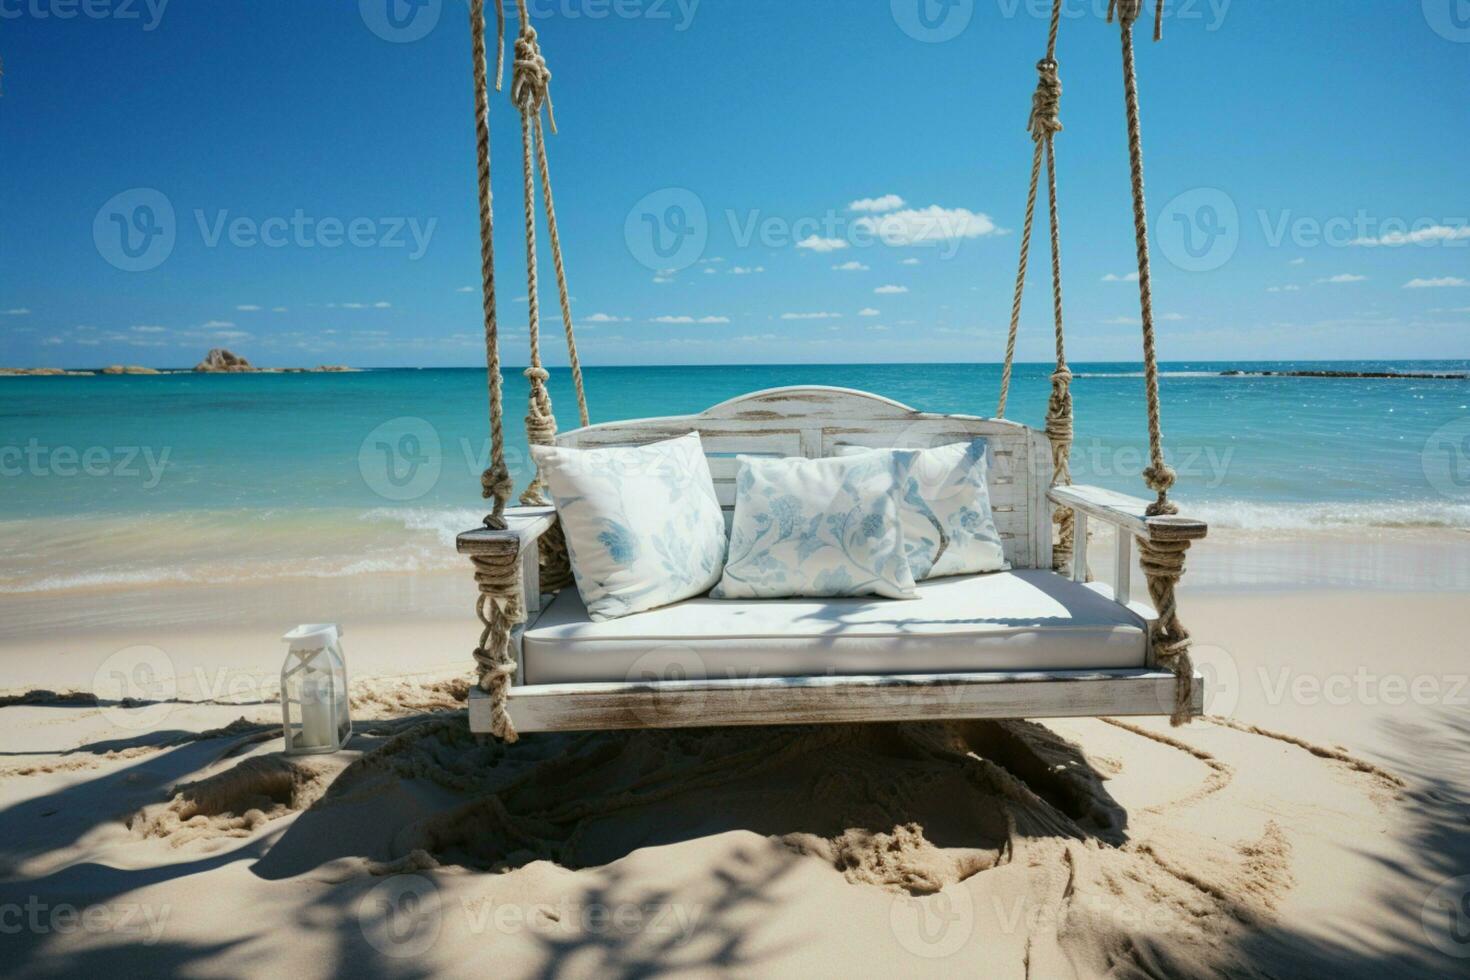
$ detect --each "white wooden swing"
[457,0,1206,739]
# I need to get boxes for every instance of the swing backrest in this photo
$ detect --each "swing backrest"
[555,386,1055,570]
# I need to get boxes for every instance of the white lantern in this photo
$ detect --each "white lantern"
[280,624,351,755]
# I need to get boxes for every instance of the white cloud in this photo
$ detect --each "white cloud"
[1289,258,1306,265]
[457,286,476,293]
[730,266,764,275]
[858,308,880,317]
[874,285,909,295]
[272,307,289,313]
[583,313,627,323]
[235,304,262,312]
[1267,285,1302,293]
[868,324,890,331]
[900,258,921,266]
[848,194,906,213]
[1352,225,1470,247]
[780,312,841,321]
[131,325,167,334]
[1101,316,1140,326]
[650,315,731,324]
[704,267,718,275]
[374,301,392,309]
[211,330,251,341]
[832,261,870,272]
[1316,274,1367,284]
[1404,277,1469,289]
[652,275,673,284]
[734,333,779,343]
[3,308,31,315]
[201,320,236,328]
[1101,272,1140,283]
[853,206,1001,246]
[698,257,726,265]
[796,235,849,253]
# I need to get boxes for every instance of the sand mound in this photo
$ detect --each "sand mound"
[130,753,340,847]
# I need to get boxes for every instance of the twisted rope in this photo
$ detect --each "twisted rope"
[469,0,513,529]
[510,2,576,592]
[996,0,1076,575]
[471,550,525,742]
[1112,0,1194,724]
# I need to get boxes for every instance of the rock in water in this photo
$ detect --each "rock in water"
[194,349,254,373]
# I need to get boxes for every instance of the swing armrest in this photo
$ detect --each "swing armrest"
[456,505,559,558]
[1048,485,1208,543]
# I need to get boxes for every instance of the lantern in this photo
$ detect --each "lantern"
[280,624,351,755]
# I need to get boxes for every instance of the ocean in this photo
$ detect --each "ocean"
[4,361,1469,596]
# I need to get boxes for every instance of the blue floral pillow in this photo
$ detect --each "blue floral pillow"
[713,453,917,601]
[533,433,727,621]
[836,439,1008,579]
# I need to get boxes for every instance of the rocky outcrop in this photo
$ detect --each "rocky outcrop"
[102,365,163,375]
[193,349,255,373]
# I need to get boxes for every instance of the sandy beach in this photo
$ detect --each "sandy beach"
[2,527,1466,978]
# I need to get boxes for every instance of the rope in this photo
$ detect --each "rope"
[471,549,525,742]
[469,0,513,529]
[996,0,1076,575]
[1112,0,1194,725]
[510,1,577,592]
[516,15,589,427]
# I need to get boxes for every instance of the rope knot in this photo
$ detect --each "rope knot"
[510,27,557,131]
[1107,0,1165,40]
[1141,461,1178,514]
[524,366,551,384]
[1027,58,1063,142]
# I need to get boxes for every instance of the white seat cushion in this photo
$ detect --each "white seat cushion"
[520,569,1149,686]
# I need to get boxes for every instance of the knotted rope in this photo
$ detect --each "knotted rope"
[996,0,1075,575]
[510,2,577,591]
[469,0,513,529]
[470,549,524,742]
[1112,0,1194,725]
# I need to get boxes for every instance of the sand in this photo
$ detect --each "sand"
[1,541,1467,977]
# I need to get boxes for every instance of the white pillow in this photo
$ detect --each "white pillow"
[532,433,727,622]
[712,453,917,601]
[835,439,1008,579]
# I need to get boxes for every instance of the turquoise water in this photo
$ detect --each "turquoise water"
[3,362,1468,592]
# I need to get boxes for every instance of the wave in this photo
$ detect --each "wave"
[1191,499,1470,531]
[5,500,1465,595]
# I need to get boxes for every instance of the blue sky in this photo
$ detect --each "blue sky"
[1,0,1467,368]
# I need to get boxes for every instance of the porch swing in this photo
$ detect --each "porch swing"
[456,0,1207,740]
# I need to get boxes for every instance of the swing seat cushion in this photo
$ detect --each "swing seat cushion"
[520,568,1149,686]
